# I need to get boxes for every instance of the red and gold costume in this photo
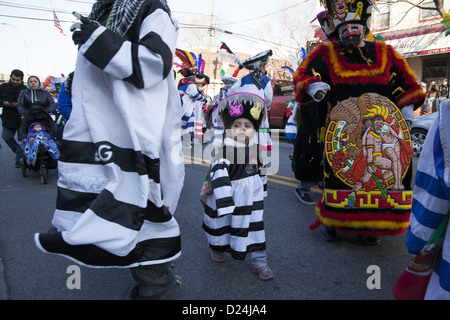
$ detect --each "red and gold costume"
[294,25,425,237]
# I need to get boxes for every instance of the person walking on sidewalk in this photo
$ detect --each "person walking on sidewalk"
[0,69,26,167]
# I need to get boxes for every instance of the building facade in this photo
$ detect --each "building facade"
[372,0,450,86]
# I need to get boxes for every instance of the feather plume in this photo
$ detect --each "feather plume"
[197,53,203,73]
[190,52,197,67]
[173,62,184,69]
[215,52,243,66]
[185,51,195,67]
[175,49,195,67]
[200,59,205,74]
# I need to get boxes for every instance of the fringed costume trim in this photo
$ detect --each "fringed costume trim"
[294,41,425,108]
[314,199,411,236]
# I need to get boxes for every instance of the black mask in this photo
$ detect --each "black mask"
[339,23,364,49]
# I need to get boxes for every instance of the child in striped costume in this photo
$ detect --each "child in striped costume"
[201,92,273,280]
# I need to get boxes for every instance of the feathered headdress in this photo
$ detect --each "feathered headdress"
[175,48,210,84]
[175,49,198,77]
[174,49,209,83]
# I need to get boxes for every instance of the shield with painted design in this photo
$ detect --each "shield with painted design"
[324,92,414,209]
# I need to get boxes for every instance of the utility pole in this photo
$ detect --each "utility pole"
[207,0,215,96]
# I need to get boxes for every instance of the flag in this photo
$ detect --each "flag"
[53,10,65,36]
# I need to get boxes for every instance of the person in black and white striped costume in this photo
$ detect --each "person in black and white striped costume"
[202,92,273,280]
[34,0,184,299]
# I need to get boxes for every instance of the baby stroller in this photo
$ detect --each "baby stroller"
[19,108,59,184]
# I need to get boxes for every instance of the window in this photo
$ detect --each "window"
[421,0,441,20]
[375,1,390,29]
[423,59,449,85]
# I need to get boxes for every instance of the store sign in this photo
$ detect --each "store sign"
[385,31,450,57]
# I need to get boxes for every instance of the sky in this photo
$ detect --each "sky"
[0,0,318,79]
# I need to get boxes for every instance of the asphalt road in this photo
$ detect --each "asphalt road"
[0,132,418,302]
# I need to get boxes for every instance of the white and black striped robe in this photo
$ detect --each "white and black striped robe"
[34,1,184,268]
[203,138,268,260]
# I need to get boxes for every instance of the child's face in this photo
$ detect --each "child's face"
[228,118,255,144]
[33,124,43,132]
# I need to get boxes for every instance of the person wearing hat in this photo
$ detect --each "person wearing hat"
[176,49,211,145]
[227,50,273,105]
[201,92,273,281]
[192,72,211,143]
[294,0,425,245]
[17,75,56,116]
[218,47,274,152]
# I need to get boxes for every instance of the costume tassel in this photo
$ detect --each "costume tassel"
[309,218,321,230]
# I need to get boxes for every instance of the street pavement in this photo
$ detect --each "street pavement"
[0,133,418,301]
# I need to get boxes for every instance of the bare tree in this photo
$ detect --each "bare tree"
[177,16,210,48]
[377,0,447,18]
[262,0,317,66]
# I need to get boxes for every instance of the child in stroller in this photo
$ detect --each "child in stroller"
[19,108,59,184]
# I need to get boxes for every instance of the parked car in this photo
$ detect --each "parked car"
[268,79,294,128]
[410,112,437,157]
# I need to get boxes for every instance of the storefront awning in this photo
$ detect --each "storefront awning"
[375,24,450,58]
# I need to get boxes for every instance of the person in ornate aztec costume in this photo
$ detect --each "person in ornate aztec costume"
[201,92,273,280]
[175,49,211,144]
[34,0,185,300]
[217,43,273,152]
[293,0,425,245]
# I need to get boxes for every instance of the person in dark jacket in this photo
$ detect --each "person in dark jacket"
[17,75,56,116]
[0,69,27,167]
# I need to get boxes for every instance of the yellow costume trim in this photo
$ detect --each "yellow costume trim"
[398,89,425,108]
[326,42,388,78]
[392,87,405,99]
[323,189,413,209]
[312,68,322,81]
[315,206,410,230]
